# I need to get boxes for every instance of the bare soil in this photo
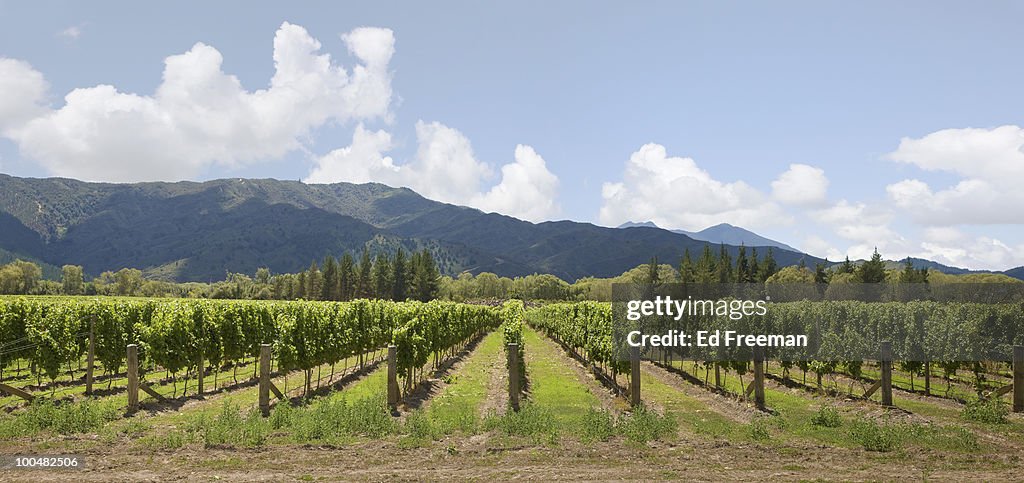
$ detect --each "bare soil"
[4,436,1023,482]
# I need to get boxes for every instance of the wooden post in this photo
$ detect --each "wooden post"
[1013,345,1023,413]
[387,345,398,409]
[630,346,641,407]
[259,344,271,417]
[197,351,205,396]
[85,316,95,395]
[126,344,139,413]
[752,347,766,410]
[924,361,931,396]
[880,341,893,407]
[508,343,520,412]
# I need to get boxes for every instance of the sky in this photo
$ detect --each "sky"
[0,1,1022,270]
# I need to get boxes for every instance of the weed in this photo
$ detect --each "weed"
[850,417,902,452]
[810,404,842,428]
[486,403,557,441]
[962,398,1008,424]
[579,407,615,443]
[618,406,677,444]
[0,399,119,437]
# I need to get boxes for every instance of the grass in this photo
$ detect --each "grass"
[0,398,121,437]
[520,326,604,430]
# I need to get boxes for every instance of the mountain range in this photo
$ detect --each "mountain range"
[0,174,1019,283]
[617,221,798,252]
[0,174,818,282]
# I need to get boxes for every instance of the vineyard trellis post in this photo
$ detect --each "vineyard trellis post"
[387,345,398,409]
[197,352,204,396]
[86,315,95,396]
[1013,345,1023,413]
[508,343,520,412]
[259,344,271,417]
[880,341,893,407]
[127,344,139,413]
[752,346,766,410]
[924,361,931,396]
[630,345,641,407]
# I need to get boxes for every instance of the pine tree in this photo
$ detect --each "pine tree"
[695,244,717,283]
[321,255,339,301]
[411,249,440,301]
[338,253,355,300]
[305,261,321,300]
[679,248,694,284]
[716,244,733,283]
[356,249,373,298]
[295,272,307,300]
[735,245,749,283]
[749,248,760,283]
[839,256,854,274]
[392,248,407,301]
[759,247,778,282]
[646,256,660,285]
[856,248,887,283]
[814,261,829,284]
[373,253,393,299]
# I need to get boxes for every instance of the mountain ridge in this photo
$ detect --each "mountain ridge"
[617,220,798,252]
[0,174,817,282]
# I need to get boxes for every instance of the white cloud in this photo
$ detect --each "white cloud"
[886,125,1024,185]
[917,227,1024,270]
[771,163,828,206]
[0,22,395,182]
[305,121,560,222]
[801,235,844,261]
[0,58,49,133]
[884,125,1024,225]
[58,25,82,40]
[471,145,560,222]
[599,143,790,231]
[808,200,911,260]
[304,124,397,185]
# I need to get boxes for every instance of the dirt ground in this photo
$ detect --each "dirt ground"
[3,436,1022,482]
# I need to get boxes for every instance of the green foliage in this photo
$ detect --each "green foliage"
[579,407,616,442]
[188,402,269,448]
[618,406,678,443]
[850,417,903,452]
[810,404,843,428]
[962,398,1009,424]
[0,399,119,437]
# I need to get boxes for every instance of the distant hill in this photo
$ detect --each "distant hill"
[1003,266,1024,281]
[0,175,816,282]
[617,221,798,252]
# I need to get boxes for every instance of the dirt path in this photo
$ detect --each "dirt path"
[642,361,759,424]
[7,437,1024,482]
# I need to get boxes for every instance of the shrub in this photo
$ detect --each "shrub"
[810,404,842,428]
[962,398,1008,424]
[850,418,902,452]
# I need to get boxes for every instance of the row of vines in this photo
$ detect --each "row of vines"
[526,300,1023,400]
[0,297,501,399]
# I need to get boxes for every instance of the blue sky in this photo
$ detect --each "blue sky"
[1,1,1022,270]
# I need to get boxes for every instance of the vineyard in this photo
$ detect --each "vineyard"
[1,296,1023,480]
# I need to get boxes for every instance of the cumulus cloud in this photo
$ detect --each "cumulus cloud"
[305,121,560,222]
[598,143,789,230]
[884,125,1024,225]
[0,59,49,133]
[0,22,395,182]
[917,227,1024,270]
[471,145,560,222]
[771,163,828,206]
[808,200,911,260]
